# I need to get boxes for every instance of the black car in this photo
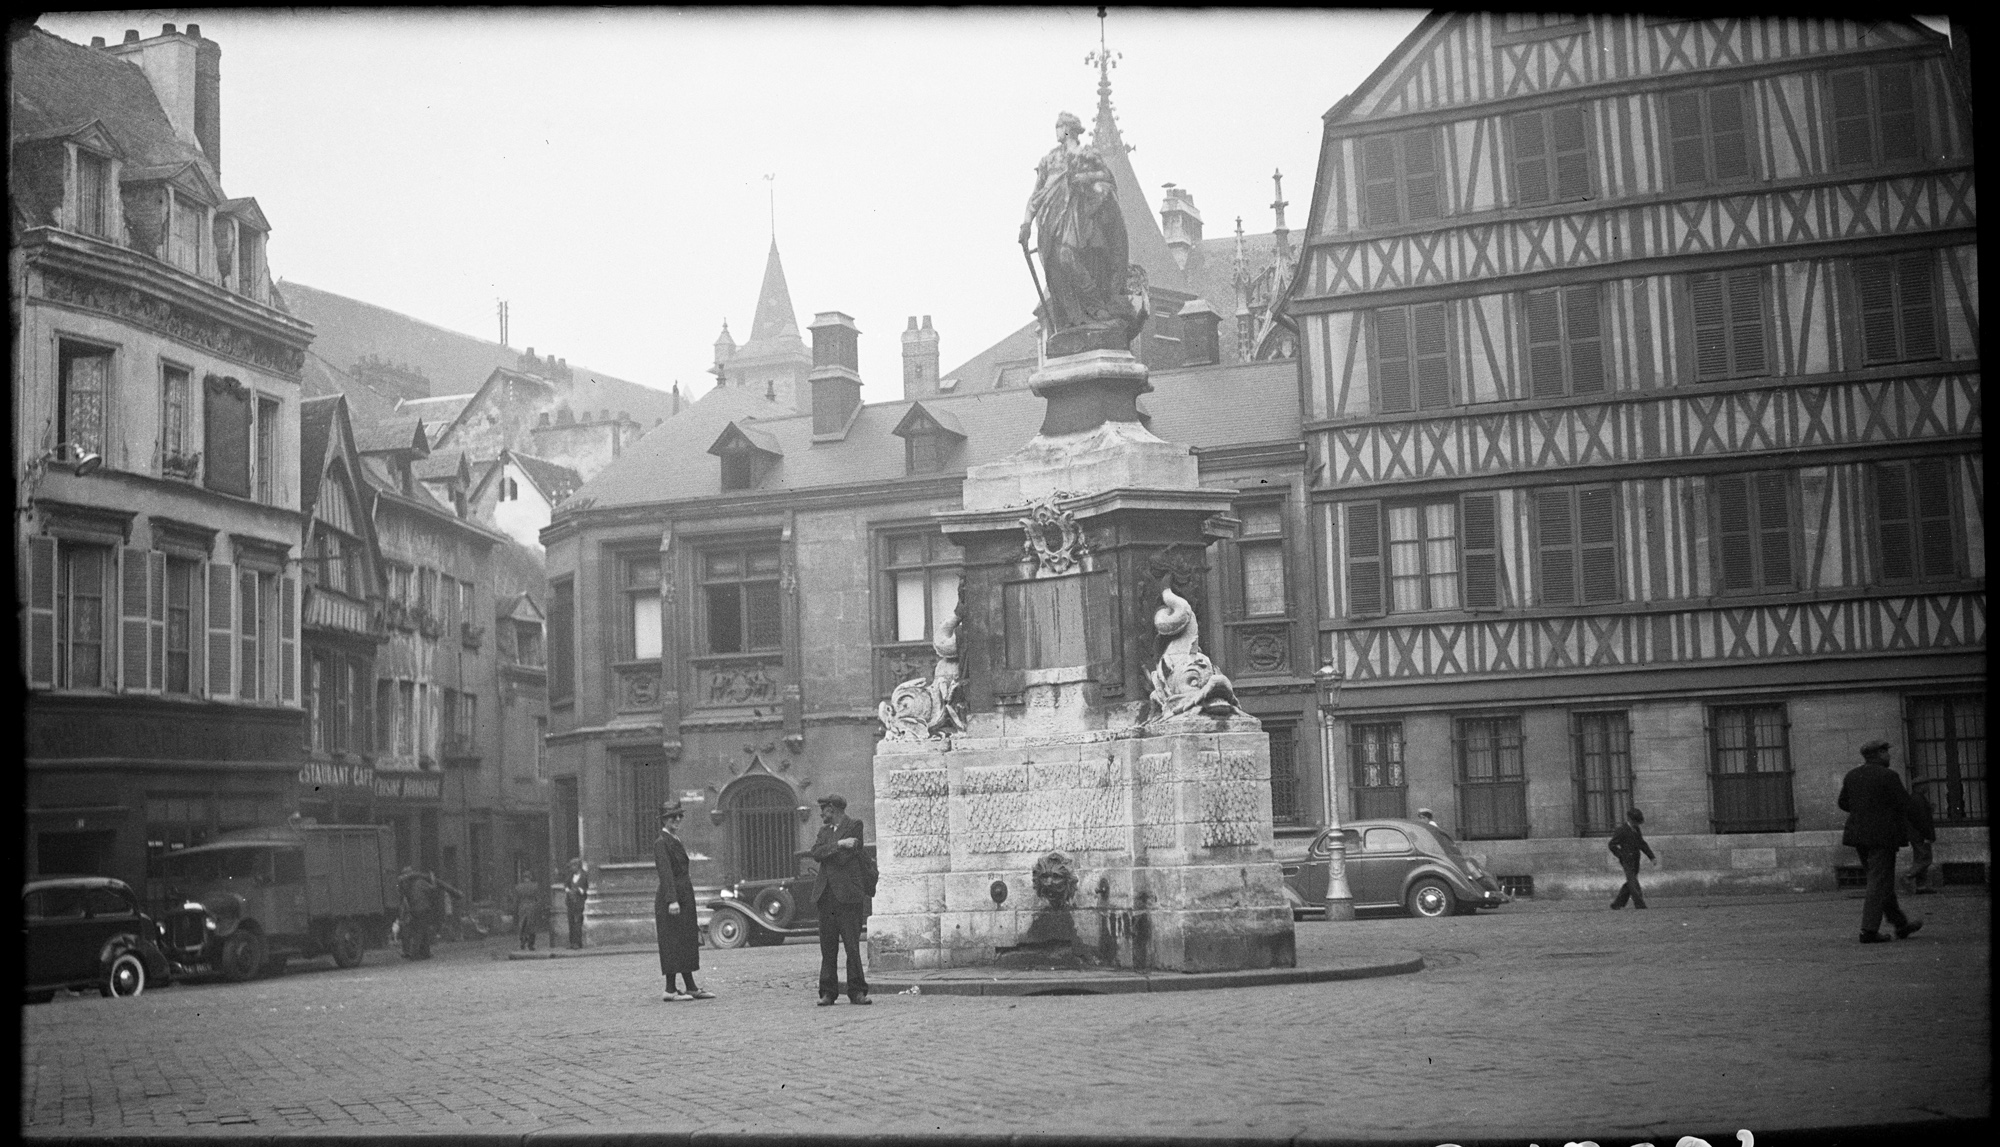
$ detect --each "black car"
[23,877,173,1002]
[1282,818,1511,919]
[704,847,875,949]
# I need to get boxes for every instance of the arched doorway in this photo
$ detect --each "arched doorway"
[718,775,798,883]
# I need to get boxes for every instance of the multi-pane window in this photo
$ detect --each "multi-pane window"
[74,149,111,237]
[1853,251,1940,365]
[1664,84,1755,189]
[534,716,549,778]
[168,189,205,275]
[1688,268,1768,381]
[388,565,412,606]
[883,532,960,644]
[236,227,265,299]
[514,619,544,666]
[548,579,574,704]
[1510,104,1593,206]
[1708,704,1796,832]
[254,398,280,503]
[238,570,271,701]
[613,757,671,862]
[438,574,458,632]
[1372,302,1452,412]
[621,555,661,660]
[1535,485,1621,605]
[1349,721,1408,820]
[396,681,417,756]
[160,363,192,465]
[439,688,459,753]
[1359,128,1442,228]
[1714,471,1795,593]
[1237,503,1287,618]
[58,341,111,457]
[1522,285,1606,398]
[1906,694,1986,824]
[1456,716,1528,839]
[1873,459,1959,584]
[1387,502,1460,613]
[702,545,783,655]
[906,428,947,475]
[1572,711,1633,835]
[1267,722,1301,826]
[163,557,195,694]
[1826,62,1929,170]
[56,543,112,689]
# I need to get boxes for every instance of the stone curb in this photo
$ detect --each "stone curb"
[866,949,1424,996]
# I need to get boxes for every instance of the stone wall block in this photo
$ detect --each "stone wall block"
[960,763,1033,794]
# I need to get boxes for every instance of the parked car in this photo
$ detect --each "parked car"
[23,877,173,1002]
[704,847,875,949]
[1282,818,1510,919]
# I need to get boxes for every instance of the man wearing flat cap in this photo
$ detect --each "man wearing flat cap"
[1837,739,1924,944]
[800,794,870,1006]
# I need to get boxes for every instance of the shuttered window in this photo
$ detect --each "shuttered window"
[1827,63,1928,170]
[1460,493,1500,609]
[1387,501,1460,613]
[1523,284,1607,398]
[57,341,110,457]
[1510,104,1593,205]
[1664,84,1755,189]
[1373,302,1453,412]
[1854,251,1940,365]
[1535,486,1621,606]
[1874,459,1959,584]
[203,375,252,497]
[548,578,574,704]
[1345,503,1384,618]
[1688,269,1768,381]
[55,543,112,689]
[1359,128,1442,228]
[1714,472,1795,593]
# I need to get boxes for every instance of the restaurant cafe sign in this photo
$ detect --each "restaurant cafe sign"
[296,762,441,803]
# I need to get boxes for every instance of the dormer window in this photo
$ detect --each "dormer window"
[720,450,755,491]
[74,149,112,237]
[236,226,266,300]
[707,421,782,492]
[167,188,206,275]
[891,403,966,477]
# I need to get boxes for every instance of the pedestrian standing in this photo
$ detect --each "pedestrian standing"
[513,873,546,951]
[653,801,711,1001]
[1607,807,1656,910]
[397,867,436,960]
[563,858,590,949]
[1900,773,1938,897]
[1838,739,1924,944]
[801,794,870,1007]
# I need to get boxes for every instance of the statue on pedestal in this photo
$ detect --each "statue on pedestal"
[1147,587,1246,720]
[877,614,966,742]
[1019,111,1149,358]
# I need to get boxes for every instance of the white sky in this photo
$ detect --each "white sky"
[33,7,1429,403]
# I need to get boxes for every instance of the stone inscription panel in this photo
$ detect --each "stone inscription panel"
[1197,750,1265,849]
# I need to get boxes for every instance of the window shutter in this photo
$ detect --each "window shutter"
[1876,63,1923,164]
[26,536,57,689]
[1565,284,1607,394]
[1896,252,1939,360]
[1827,68,1873,168]
[1511,111,1550,205]
[1374,307,1413,412]
[121,547,150,691]
[148,551,166,692]
[1715,475,1756,591]
[1754,472,1794,588]
[1361,135,1400,227]
[1855,256,1900,364]
[1403,128,1441,221]
[203,377,252,498]
[1726,269,1766,377]
[281,575,297,703]
[1577,486,1621,604]
[1690,274,1730,380]
[1665,89,1708,188]
[240,570,260,699]
[207,562,234,697]
[1413,301,1452,409]
[1912,458,1957,580]
[1551,103,1591,201]
[1345,502,1384,617]
[1875,463,1915,582]
[1461,493,1499,608]
[1536,488,1578,605]
[1708,86,1751,182]
[746,581,783,650]
[1524,289,1566,398]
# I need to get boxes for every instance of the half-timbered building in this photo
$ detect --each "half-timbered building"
[1288,14,1982,896]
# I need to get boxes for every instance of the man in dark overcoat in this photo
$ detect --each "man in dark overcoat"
[653,801,709,1000]
[1838,739,1925,944]
[801,794,869,1006]
[563,858,591,949]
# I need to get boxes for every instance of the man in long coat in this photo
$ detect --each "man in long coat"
[1838,739,1925,944]
[653,801,709,999]
[802,794,870,1006]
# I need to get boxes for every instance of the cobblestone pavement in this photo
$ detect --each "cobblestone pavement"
[19,891,1989,1142]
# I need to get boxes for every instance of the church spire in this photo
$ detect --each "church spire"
[746,238,803,347]
[1085,7,1128,155]
[1081,9,1185,290]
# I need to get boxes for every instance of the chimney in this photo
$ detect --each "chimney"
[90,36,106,48]
[1160,183,1203,272]
[105,24,221,176]
[807,312,863,438]
[1178,300,1222,367]
[901,315,941,400]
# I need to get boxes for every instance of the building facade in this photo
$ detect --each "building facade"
[13,23,317,893]
[1288,14,1983,895]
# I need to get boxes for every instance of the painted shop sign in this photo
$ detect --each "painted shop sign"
[373,774,443,801]
[299,761,374,790]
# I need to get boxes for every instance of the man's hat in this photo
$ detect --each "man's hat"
[1860,739,1892,758]
[659,800,685,819]
[568,857,583,867]
[816,794,848,811]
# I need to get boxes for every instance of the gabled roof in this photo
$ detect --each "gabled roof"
[427,367,554,455]
[356,419,430,457]
[893,402,966,440]
[219,197,271,231]
[708,421,784,458]
[9,28,217,178]
[506,451,583,504]
[415,448,471,483]
[297,394,385,564]
[502,591,545,624]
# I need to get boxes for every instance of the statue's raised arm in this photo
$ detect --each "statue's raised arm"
[1019,111,1147,358]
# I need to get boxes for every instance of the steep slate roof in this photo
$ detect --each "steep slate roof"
[298,395,343,516]
[10,27,212,175]
[744,239,807,350]
[569,358,1300,512]
[1088,71,1187,293]
[509,451,583,503]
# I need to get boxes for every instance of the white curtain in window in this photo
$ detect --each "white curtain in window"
[894,572,928,642]
[631,592,662,659]
[1424,502,1460,609]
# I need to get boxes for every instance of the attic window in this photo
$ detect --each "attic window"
[720,449,756,491]
[168,188,206,275]
[235,226,266,302]
[73,150,112,238]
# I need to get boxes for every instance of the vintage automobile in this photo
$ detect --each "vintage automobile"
[23,877,174,1002]
[703,846,875,949]
[1282,817,1511,919]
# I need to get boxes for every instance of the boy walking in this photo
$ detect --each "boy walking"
[1608,807,1656,910]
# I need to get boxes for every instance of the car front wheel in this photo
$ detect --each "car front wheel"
[1406,878,1456,919]
[332,920,365,968]
[218,930,267,982]
[101,950,147,998]
[708,909,750,949]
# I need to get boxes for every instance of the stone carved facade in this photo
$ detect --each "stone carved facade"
[37,267,307,378]
[1019,498,1090,576]
[877,615,967,743]
[704,660,781,705]
[1146,587,1246,720]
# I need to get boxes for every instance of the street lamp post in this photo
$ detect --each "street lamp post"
[1314,662,1355,922]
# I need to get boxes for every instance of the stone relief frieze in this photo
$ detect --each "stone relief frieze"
[1019,497,1090,576]
[36,267,306,377]
[703,659,781,705]
[616,665,661,710]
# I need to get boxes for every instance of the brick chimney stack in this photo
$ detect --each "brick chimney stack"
[1160,183,1203,272]
[807,312,863,439]
[901,315,941,400]
[105,24,222,177]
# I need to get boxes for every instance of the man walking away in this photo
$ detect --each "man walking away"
[1608,807,1656,910]
[563,858,590,949]
[1901,775,1938,897]
[1838,739,1924,944]
[801,794,870,1006]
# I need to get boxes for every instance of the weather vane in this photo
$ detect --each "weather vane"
[1085,6,1119,78]
[763,173,776,238]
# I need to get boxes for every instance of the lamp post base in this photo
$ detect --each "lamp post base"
[1322,898,1356,922]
